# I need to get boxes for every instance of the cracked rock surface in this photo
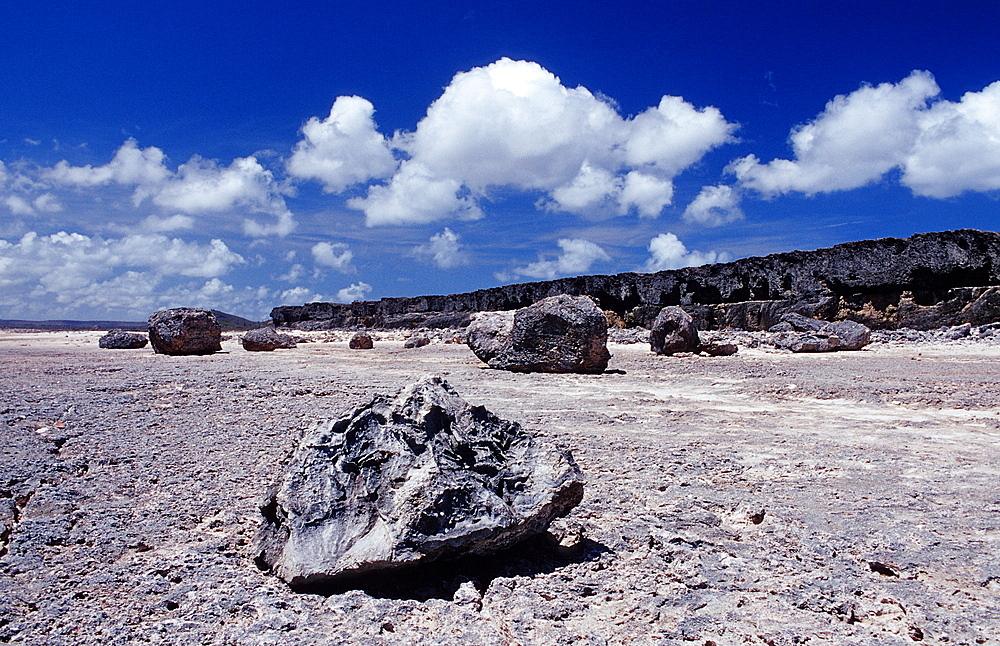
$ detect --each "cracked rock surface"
[255,376,583,589]
[2,329,1000,645]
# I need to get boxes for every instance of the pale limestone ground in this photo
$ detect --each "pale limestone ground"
[1,330,999,645]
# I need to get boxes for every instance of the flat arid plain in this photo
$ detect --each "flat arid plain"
[2,330,999,645]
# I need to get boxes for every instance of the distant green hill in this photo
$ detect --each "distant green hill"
[0,310,265,332]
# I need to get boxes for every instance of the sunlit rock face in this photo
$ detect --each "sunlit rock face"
[254,376,584,590]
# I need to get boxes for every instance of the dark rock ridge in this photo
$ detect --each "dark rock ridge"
[271,229,1000,331]
[254,376,584,590]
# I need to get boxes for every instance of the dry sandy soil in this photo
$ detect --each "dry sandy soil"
[1,330,999,645]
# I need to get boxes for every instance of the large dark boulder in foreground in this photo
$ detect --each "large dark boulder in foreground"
[254,376,584,590]
[240,327,296,352]
[147,308,222,355]
[467,295,611,373]
[649,306,700,355]
[771,313,871,352]
[98,329,148,349]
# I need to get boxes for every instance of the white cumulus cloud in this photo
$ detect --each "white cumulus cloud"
[280,286,324,304]
[347,161,482,226]
[729,71,1000,199]
[682,184,744,227]
[0,231,246,317]
[311,241,355,272]
[500,238,610,281]
[336,281,372,303]
[286,95,397,193]
[44,140,294,236]
[903,80,1000,197]
[349,58,735,225]
[644,233,730,271]
[413,227,469,269]
[45,138,171,191]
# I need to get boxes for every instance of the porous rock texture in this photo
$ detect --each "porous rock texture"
[255,376,584,590]
[467,295,611,373]
[147,308,222,355]
[271,229,1000,331]
[349,331,374,349]
[649,306,700,355]
[240,327,297,352]
[771,313,872,352]
[97,329,148,349]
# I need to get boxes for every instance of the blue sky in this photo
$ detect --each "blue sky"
[2,1,999,320]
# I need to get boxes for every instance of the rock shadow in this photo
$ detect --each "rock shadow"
[293,531,610,601]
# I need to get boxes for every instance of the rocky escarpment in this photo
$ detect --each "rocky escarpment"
[272,229,1000,331]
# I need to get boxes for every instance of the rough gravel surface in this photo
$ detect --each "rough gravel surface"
[2,328,999,645]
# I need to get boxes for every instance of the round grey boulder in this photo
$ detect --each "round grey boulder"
[147,308,222,355]
[241,327,296,352]
[649,306,700,355]
[467,295,611,373]
[348,332,374,349]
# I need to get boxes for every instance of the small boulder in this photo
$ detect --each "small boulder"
[770,314,871,352]
[467,295,611,373]
[403,335,431,349]
[254,376,584,590]
[241,327,297,352]
[147,308,222,355]
[98,329,148,350]
[650,306,700,355]
[699,342,738,357]
[349,332,374,349]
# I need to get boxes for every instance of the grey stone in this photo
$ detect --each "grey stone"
[771,314,871,352]
[944,323,973,340]
[649,306,700,355]
[467,295,610,373]
[348,332,374,349]
[403,335,431,349]
[465,311,515,363]
[240,328,297,352]
[254,376,584,589]
[98,329,148,350]
[699,342,738,356]
[147,308,222,355]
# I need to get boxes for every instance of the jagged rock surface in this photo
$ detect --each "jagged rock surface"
[240,328,297,352]
[97,329,148,349]
[467,295,611,373]
[271,229,1000,331]
[147,308,222,355]
[255,376,583,590]
[649,306,700,355]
